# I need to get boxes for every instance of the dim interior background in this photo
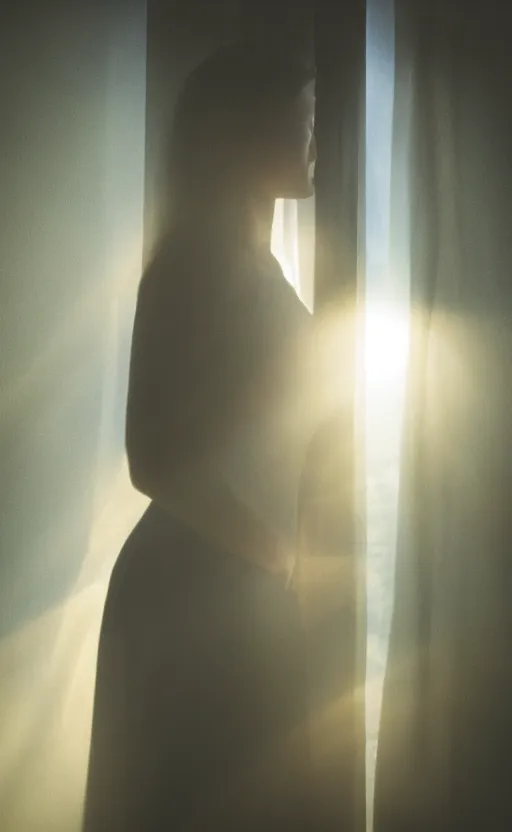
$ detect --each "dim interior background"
[0,1,406,830]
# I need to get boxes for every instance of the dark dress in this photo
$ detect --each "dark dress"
[82,235,316,831]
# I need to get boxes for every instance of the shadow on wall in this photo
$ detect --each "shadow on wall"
[0,4,147,830]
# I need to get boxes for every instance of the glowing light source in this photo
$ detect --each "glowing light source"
[364,300,410,391]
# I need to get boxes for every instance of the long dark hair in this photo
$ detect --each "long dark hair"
[168,41,315,234]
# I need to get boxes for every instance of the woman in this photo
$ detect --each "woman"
[83,41,320,831]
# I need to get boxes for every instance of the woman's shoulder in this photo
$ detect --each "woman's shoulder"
[138,231,241,308]
[136,233,312,341]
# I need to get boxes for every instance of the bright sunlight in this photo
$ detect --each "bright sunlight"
[364,300,409,392]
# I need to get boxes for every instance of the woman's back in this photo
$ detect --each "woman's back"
[127,232,315,545]
[83,235,316,831]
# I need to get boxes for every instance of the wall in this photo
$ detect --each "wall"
[0,3,147,829]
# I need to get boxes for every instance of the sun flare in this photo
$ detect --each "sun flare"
[364,300,410,391]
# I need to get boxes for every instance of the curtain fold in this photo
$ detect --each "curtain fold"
[374,2,512,829]
[295,1,366,829]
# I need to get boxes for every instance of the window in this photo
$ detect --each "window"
[365,0,410,826]
[271,196,316,312]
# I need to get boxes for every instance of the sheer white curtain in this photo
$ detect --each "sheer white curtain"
[375,2,512,828]
[270,18,409,828]
[0,5,148,831]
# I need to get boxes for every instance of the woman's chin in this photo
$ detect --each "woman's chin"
[296,179,316,200]
[279,178,315,201]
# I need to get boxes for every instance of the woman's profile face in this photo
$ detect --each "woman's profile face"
[260,80,316,201]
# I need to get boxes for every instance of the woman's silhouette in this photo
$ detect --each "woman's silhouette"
[83,41,320,831]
